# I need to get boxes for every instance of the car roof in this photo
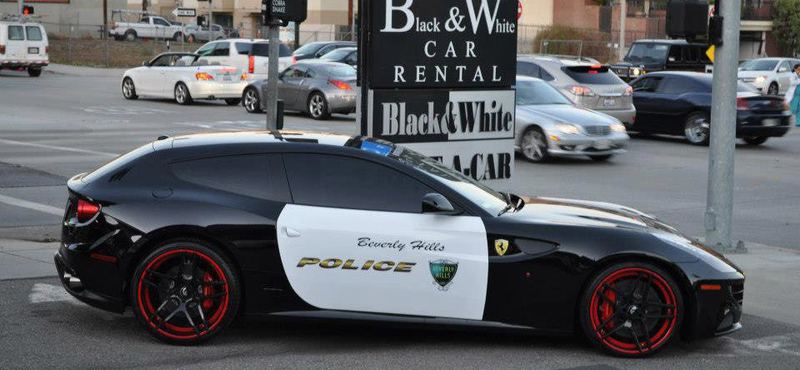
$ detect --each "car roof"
[296,60,351,67]
[630,39,705,46]
[216,38,267,43]
[516,75,544,83]
[518,54,599,64]
[170,131,355,150]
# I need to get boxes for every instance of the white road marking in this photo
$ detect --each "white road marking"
[737,334,800,356]
[0,138,119,157]
[29,283,80,305]
[0,194,63,216]
[81,106,171,115]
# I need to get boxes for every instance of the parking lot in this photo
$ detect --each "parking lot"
[1,68,800,369]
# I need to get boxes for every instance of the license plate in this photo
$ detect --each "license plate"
[603,99,616,107]
[28,47,38,54]
[595,139,612,150]
[763,118,779,127]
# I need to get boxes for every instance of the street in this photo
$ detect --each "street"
[1,67,800,369]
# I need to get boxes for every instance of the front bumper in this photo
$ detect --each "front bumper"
[539,131,630,157]
[188,80,248,99]
[689,279,745,338]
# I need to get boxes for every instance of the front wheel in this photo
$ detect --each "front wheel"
[27,68,41,77]
[130,240,241,344]
[684,112,710,146]
[224,98,241,106]
[519,126,549,163]
[308,92,331,120]
[174,83,193,105]
[743,136,769,146]
[580,262,683,357]
[122,77,138,100]
[243,88,262,113]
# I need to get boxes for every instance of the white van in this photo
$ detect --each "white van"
[0,19,48,76]
[194,39,295,81]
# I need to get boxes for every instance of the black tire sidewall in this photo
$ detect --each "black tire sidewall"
[309,92,330,120]
[579,261,684,357]
[122,78,137,99]
[744,136,768,146]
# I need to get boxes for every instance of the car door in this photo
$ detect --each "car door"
[776,60,792,94]
[279,65,307,107]
[630,76,665,130]
[5,25,26,61]
[138,54,171,95]
[24,25,46,63]
[276,153,488,320]
[152,17,171,39]
[647,76,698,134]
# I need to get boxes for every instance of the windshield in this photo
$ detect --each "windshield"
[516,80,572,105]
[321,48,354,61]
[626,44,669,62]
[739,59,779,71]
[294,43,323,56]
[320,64,356,78]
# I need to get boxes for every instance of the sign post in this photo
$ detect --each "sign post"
[358,0,518,184]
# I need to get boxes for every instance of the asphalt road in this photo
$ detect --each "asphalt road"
[1,68,800,369]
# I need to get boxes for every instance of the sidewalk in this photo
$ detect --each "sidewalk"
[45,63,127,78]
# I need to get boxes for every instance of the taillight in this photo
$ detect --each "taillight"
[736,97,749,110]
[45,46,49,54]
[567,85,595,97]
[329,80,352,90]
[241,73,248,81]
[0,44,5,54]
[248,55,254,74]
[623,86,633,97]
[76,199,100,223]
[195,72,213,81]
[292,57,297,64]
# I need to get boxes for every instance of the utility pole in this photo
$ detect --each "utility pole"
[265,19,280,130]
[103,0,108,38]
[209,0,214,41]
[294,22,300,50]
[619,0,627,60]
[348,0,354,41]
[706,0,742,252]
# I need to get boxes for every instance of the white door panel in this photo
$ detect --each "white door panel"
[276,204,489,320]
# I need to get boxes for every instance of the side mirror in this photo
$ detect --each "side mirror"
[142,61,149,67]
[779,67,788,73]
[422,193,460,215]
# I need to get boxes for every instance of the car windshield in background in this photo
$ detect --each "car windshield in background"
[294,43,323,56]
[739,59,779,71]
[626,44,669,62]
[240,43,293,57]
[517,80,572,105]
[319,64,356,78]
[321,48,353,61]
[562,66,623,85]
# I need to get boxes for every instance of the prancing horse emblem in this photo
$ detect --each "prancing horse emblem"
[495,239,509,256]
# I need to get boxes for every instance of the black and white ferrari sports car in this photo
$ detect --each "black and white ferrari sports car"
[55,131,744,357]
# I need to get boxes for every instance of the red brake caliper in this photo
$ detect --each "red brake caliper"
[600,284,616,332]
[202,271,214,311]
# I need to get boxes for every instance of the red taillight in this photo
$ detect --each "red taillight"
[45,46,49,54]
[292,57,297,64]
[329,80,352,90]
[248,55,254,74]
[567,85,595,97]
[0,44,5,54]
[195,72,213,81]
[76,199,100,223]
[737,97,749,110]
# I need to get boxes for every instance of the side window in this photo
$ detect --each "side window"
[539,68,555,81]
[212,42,230,56]
[631,77,662,92]
[8,26,24,41]
[668,46,683,63]
[516,61,540,78]
[345,52,357,64]
[280,67,294,79]
[235,42,252,55]
[283,153,436,213]
[682,47,699,63]
[196,43,217,57]
[153,18,170,27]
[779,60,791,72]
[140,17,150,24]
[317,45,335,56]
[290,65,308,78]
[26,26,43,41]
[657,77,692,94]
[170,154,291,202]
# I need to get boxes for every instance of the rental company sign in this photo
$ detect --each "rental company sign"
[359,0,518,184]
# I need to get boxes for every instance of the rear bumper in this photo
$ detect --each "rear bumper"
[188,80,248,99]
[1,60,48,69]
[54,247,125,313]
[597,108,636,125]
[737,113,792,137]
[328,91,357,113]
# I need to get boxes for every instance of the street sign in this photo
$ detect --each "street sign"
[706,45,715,63]
[172,8,196,18]
[263,0,307,23]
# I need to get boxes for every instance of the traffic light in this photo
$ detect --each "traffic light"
[21,5,34,15]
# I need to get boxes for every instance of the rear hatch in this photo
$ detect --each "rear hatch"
[22,23,47,63]
[738,93,786,114]
[249,42,295,77]
[561,65,633,111]
[202,65,246,83]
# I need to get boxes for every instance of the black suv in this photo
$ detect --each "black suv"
[611,39,712,81]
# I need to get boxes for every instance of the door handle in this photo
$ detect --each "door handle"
[283,227,301,238]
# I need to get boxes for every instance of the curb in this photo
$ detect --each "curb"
[45,63,127,78]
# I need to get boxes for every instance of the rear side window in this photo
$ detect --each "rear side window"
[170,154,291,202]
[283,153,435,213]
[631,76,663,92]
[82,143,153,183]
[235,42,252,55]
[657,77,700,94]
[516,61,541,78]
[26,26,42,41]
[561,66,623,85]
[8,26,24,41]
[250,43,293,57]
[212,42,230,56]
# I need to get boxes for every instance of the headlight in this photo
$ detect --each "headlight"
[610,123,627,132]
[556,123,581,135]
[755,76,767,84]
[632,68,641,77]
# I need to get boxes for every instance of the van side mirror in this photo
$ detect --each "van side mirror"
[422,193,460,215]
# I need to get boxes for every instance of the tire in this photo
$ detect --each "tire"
[27,68,41,77]
[172,32,183,42]
[580,262,683,357]
[684,112,710,146]
[224,98,241,106]
[307,92,331,120]
[124,30,137,42]
[590,154,613,162]
[243,87,262,113]
[519,126,549,163]
[743,136,769,146]
[122,77,138,100]
[130,239,241,345]
[767,83,779,96]
[174,83,193,105]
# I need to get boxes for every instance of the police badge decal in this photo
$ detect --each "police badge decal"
[429,259,459,291]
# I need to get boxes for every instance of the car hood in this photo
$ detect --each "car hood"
[517,104,618,126]
[737,70,772,78]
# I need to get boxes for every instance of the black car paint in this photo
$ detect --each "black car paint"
[56,132,744,340]
[611,40,711,82]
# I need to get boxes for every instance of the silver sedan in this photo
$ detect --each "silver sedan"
[515,76,630,163]
[242,61,357,120]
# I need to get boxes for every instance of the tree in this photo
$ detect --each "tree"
[774,0,800,57]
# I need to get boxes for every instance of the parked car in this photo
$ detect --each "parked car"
[293,41,356,60]
[0,18,48,77]
[242,61,356,120]
[195,39,295,80]
[517,55,636,126]
[629,72,792,145]
[110,16,183,41]
[738,58,800,95]
[515,76,629,163]
[56,130,744,356]
[121,52,247,105]
[610,40,712,81]
[317,47,357,67]
[184,24,239,43]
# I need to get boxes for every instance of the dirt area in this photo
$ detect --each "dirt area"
[47,36,199,68]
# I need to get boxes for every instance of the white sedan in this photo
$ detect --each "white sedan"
[121,52,248,105]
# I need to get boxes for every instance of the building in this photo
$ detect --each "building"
[0,0,127,35]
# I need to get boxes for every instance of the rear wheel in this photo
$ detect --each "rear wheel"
[122,77,138,100]
[224,98,241,106]
[27,68,41,77]
[174,83,193,105]
[172,32,183,42]
[743,136,769,146]
[243,88,262,113]
[519,126,549,163]
[684,112,710,146]
[125,30,137,42]
[580,262,683,357]
[308,92,330,120]
[130,240,240,345]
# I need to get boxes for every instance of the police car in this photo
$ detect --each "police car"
[0,15,48,77]
[55,131,744,357]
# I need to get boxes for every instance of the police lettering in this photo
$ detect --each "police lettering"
[297,257,416,273]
